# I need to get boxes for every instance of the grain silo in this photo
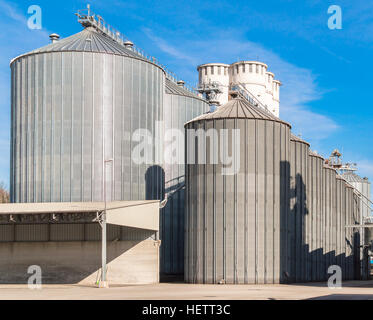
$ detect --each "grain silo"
[10,26,165,204]
[307,150,325,281]
[322,164,338,279]
[184,98,291,284]
[336,174,347,279]
[289,134,309,282]
[342,172,371,220]
[230,61,268,104]
[345,183,357,280]
[197,63,230,106]
[161,78,208,275]
[342,170,371,277]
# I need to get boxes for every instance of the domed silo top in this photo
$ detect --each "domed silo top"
[185,98,291,127]
[290,133,310,147]
[11,26,153,65]
[342,171,370,184]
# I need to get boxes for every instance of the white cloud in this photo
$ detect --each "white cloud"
[142,27,199,66]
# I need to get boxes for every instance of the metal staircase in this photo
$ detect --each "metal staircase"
[229,82,270,113]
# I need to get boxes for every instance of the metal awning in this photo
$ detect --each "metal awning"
[0,201,160,231]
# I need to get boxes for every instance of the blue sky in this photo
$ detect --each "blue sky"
[0,0,372,193]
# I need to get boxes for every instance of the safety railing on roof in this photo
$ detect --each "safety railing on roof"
[229,83,270,113]
[75,6,198,95]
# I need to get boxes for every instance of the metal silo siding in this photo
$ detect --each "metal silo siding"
[161,84,208,275]
[322,166,329,280]
[0,225,14,242]
[11,51,164,203]
[15,224,49,241]
[185,102,291,284]
[335,177,341,275]
[289,137,309,282]
[322,166,338,279]
[307,153,324,281]
[50,224,85,241]
[345,185,354,279]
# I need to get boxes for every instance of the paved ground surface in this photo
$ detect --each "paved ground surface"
[0,280,372,300]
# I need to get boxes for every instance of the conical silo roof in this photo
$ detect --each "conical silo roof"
[11,27,147,63]
[165,78,205,101]
[290,133,310,146]
[185,98,291,127]
[342,172,370,184]
[309,149,324,160]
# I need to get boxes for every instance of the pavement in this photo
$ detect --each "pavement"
[0,280,372,300]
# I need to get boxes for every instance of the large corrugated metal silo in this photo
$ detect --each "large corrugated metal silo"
[342,171,371,279]
[307,150,324,281]
[184,98,291,284]
[161,78,208,275]
[345,183,356,280]
[10,26,165,203]
[289,134,309,282]
[322,164,338,279]
[336,175,347,278]
[342,172,371,219]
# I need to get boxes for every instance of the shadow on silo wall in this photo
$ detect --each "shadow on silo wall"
[161,176,185,278]
[145,165,164,243]
[145,165,165,201]
[145,166,185,279]
[280,161,291,283]
[280,161,363,285]
[353,231,361,280]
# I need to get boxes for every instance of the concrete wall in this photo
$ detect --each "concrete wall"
[0,239,160,285]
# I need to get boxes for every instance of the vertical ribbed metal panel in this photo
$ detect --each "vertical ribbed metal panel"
[331,169,337,270]
[10,51,164,203]
[345,185,354,280]
[352,191,361,279]
[322,166,337,279]
[322,166,329,280]
[50,224,85,241]
[161,91,208,275]
[0,223,150,242]
[307,153,324,282]
[15,224,49,241]
[335,176,345,278]
[289,138,309,282]
[0,225,15,242]
[185,116,290,284]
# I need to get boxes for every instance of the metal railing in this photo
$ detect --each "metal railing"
[75,6,198,95]
[229,82,270,112]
